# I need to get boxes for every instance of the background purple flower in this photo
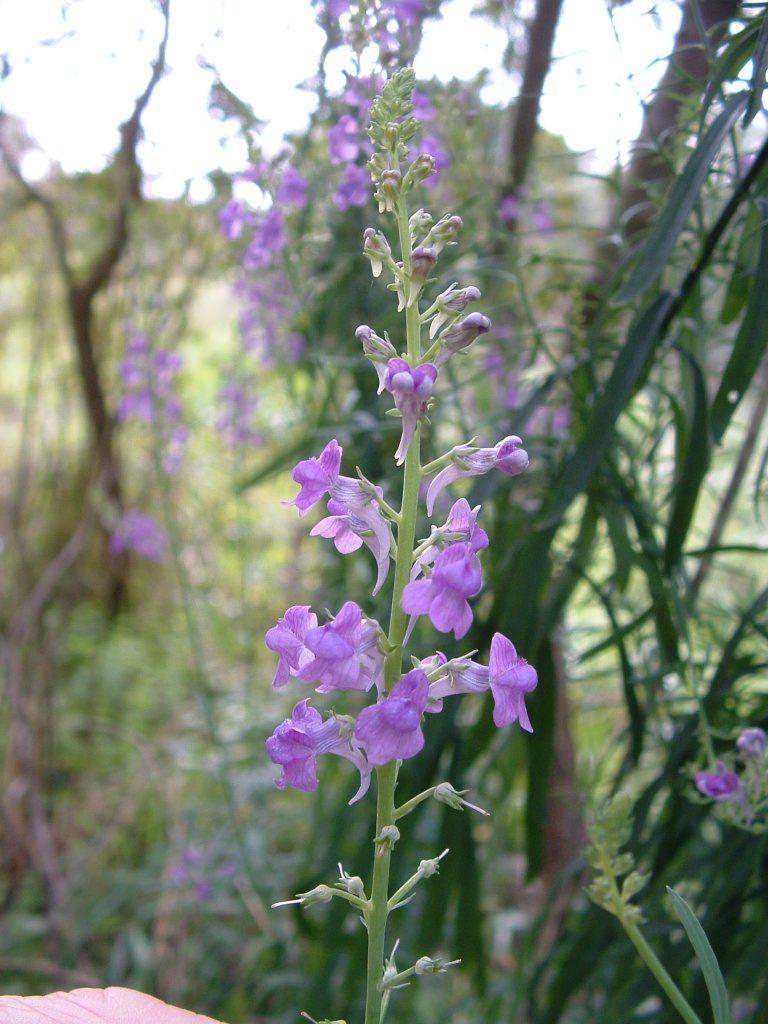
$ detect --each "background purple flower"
[109,510,168,563]
[334,164,370,211]
[329,114,362,165]
[488,632,537,731]
[277,166,308,209]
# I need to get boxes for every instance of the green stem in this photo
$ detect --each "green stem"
[363,194,423,1024]
[621,919,705,1024]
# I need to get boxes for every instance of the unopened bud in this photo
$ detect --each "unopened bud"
[363,227,392,278]
[356,325,397,392]
[737,727,767,759]
[429,284,482,338]
[410,245,437,284]
[414,955,461,976]
[376,169,402,213]
[375,824,401,854]
[434,782,489,816]
[434,312,491,367]
[406,153,435,187]
[409,207,433,241]
[426,214,462,253]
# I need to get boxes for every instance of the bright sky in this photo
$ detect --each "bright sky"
[1,0,681,198]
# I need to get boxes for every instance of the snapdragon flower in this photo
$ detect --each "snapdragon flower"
[265,605,318,688]
[311,498,393,595]
[355,670,429,765]
[297,601,384,693]
[402,542,482,639]
[384,358,438,465]
[420,634,537,729]
[695,762,743,801]
[426,435,530,515]
[285,439,343,515]
[412,498,488,579]
[266,700,371,803]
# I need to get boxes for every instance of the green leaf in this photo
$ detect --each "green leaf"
[711,197,768,444]
[702,20,759,115]
[663,348,711,570]
[616,92,748,304]
[667,887,732,1024]
[745,10,768,125]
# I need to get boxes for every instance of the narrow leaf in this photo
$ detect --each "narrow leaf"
[745,10,768,125]
[711,197,768,443]
[617,92,748,304]
[667,887,732,1024]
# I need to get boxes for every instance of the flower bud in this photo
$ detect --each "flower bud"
[406,153,436,187]
[434,781,489,816]
[410,245,437,284]
[434,312,491,366]
[375,824,401,854]
[737,727,767,759]
[376,169,402,213]
[495,435,529,476]
[298,884,335,906]
[409,207,433,242]
[430,285,482,338]
[356,325,397,393]
[426,214,462,253]
[363,227,392,278]
[414,955,461,976]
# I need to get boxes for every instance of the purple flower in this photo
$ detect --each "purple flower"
[216,378,262,449]
[384,358,438,465]
[737,727,767,759]
[412,498,488,579]
[422,652,489,711]
[355,670,429,765]
[402,543,482,639]
[434,312,492,367]
[382,0,424,27]
[498,193,522,225]
[327,0,351,17]
[311,498,392,594]
[343,74,381,112]
[329,114,362,165]
[426,435,530,516]
[695,761,743,802]
[285,439,342,516]
[532,201,555,234]
[265,605,318,688]
[488,633,537,731]
[297,601,384,693]
[277,166,308,209]
[109,510,168,563]
[266,699,371,803]
[243,209,286,269]
[412,90,436,122]
[334,164,370,211]
[219,199,251,241]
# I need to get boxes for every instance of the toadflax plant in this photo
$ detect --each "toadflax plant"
[265,69,536,1024]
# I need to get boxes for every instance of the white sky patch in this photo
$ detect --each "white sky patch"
[1,0,679,197]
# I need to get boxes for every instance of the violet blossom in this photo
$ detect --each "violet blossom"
[219,198,251,240]
[297,601,384,693]
[216,376,262,449]
[426,435,530,516]
[412,498,488,579]
[329,114,362,165]
[311,498,393,594]
[285,439,343,516]
[243,209,287,269]
[487,632,537,731]
[382,0,425,27]
[327,0,351,18]
[695,761,744,802]
[109,509,168,563]
[334,164,370,211]
[265,605,318,688]
[412,90,436,122]
[384,358,438,465]
[498,193,522,225]
[277,166,309,209]
[355,669,429,765]
[737,727,767,759]
[402,542,482,639]
[266,699,371,803]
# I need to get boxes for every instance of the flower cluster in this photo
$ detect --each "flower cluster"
[117,323,188,474]
[694,727,768,828]
[267,70,539,1019]
[109,509,169,563]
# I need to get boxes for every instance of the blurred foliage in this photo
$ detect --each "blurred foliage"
[2,2,768,1024]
